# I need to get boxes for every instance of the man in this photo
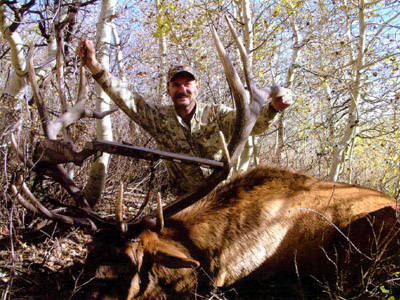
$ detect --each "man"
[77,40,292,194]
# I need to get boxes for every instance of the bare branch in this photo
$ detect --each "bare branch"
[365,11,400,51]
[6,0,35,33]
[11,133,33,168]
[27,46,51,139]
[83,107,118,119]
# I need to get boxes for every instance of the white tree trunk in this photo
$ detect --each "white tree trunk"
[0,5,57,135]
[0,6,27,102]
[156,0,168,104]
[328,0,365,181]
[112,24,126,82]
[241,0,253,71]
[84,0,116,206]
[275,16,307,163]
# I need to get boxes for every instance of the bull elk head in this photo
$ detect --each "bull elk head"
[9,16,399,300]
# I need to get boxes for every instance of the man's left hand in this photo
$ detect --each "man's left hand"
[271,87,293,111]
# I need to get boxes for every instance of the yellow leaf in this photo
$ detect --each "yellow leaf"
[273,6,281,17]
[379,285,389,294]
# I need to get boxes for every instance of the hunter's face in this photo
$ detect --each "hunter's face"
[167,73,199,111]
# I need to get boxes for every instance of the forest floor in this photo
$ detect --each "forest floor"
[0,224,91,299]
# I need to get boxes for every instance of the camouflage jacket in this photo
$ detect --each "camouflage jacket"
[94,70,278,193]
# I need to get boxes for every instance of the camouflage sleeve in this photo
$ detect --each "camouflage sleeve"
[251,102,279,135]
[92,70,160,136]
[217,102,279,138]
[211,104,235,140]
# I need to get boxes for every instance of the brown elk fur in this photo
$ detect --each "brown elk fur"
[85,166,399,299]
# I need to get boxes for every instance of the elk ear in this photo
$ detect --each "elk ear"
[153,244,200,269]
[141,231,200,269]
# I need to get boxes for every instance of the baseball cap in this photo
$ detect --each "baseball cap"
[167,65,196,82]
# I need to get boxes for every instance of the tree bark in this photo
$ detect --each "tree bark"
[84,0,116,206]
[0,6,27,106]
[156,0,168,104]
[276,15,308,163]
[328,0,365,181]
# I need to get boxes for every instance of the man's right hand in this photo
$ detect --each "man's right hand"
[271,87,292,111]
[77,39,103,75]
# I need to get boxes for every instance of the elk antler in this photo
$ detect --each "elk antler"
[11,176,99,230]
[156,192,164,232]
[116,182,127,233]
[25,43,116,208]
[160,17,265,218]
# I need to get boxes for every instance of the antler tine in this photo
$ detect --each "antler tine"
[156,192,164,232]
[218,131,230,166]
[211,24,247,104]
[11,176,98,230]
[116,182,127,233]
[224,16,254,99]
[130,189,151,222]
[211,23,259,164]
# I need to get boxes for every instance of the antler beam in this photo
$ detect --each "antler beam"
[11,177,98,230]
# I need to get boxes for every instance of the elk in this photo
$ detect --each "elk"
[80,167,398,299]
[10,17,399,299]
